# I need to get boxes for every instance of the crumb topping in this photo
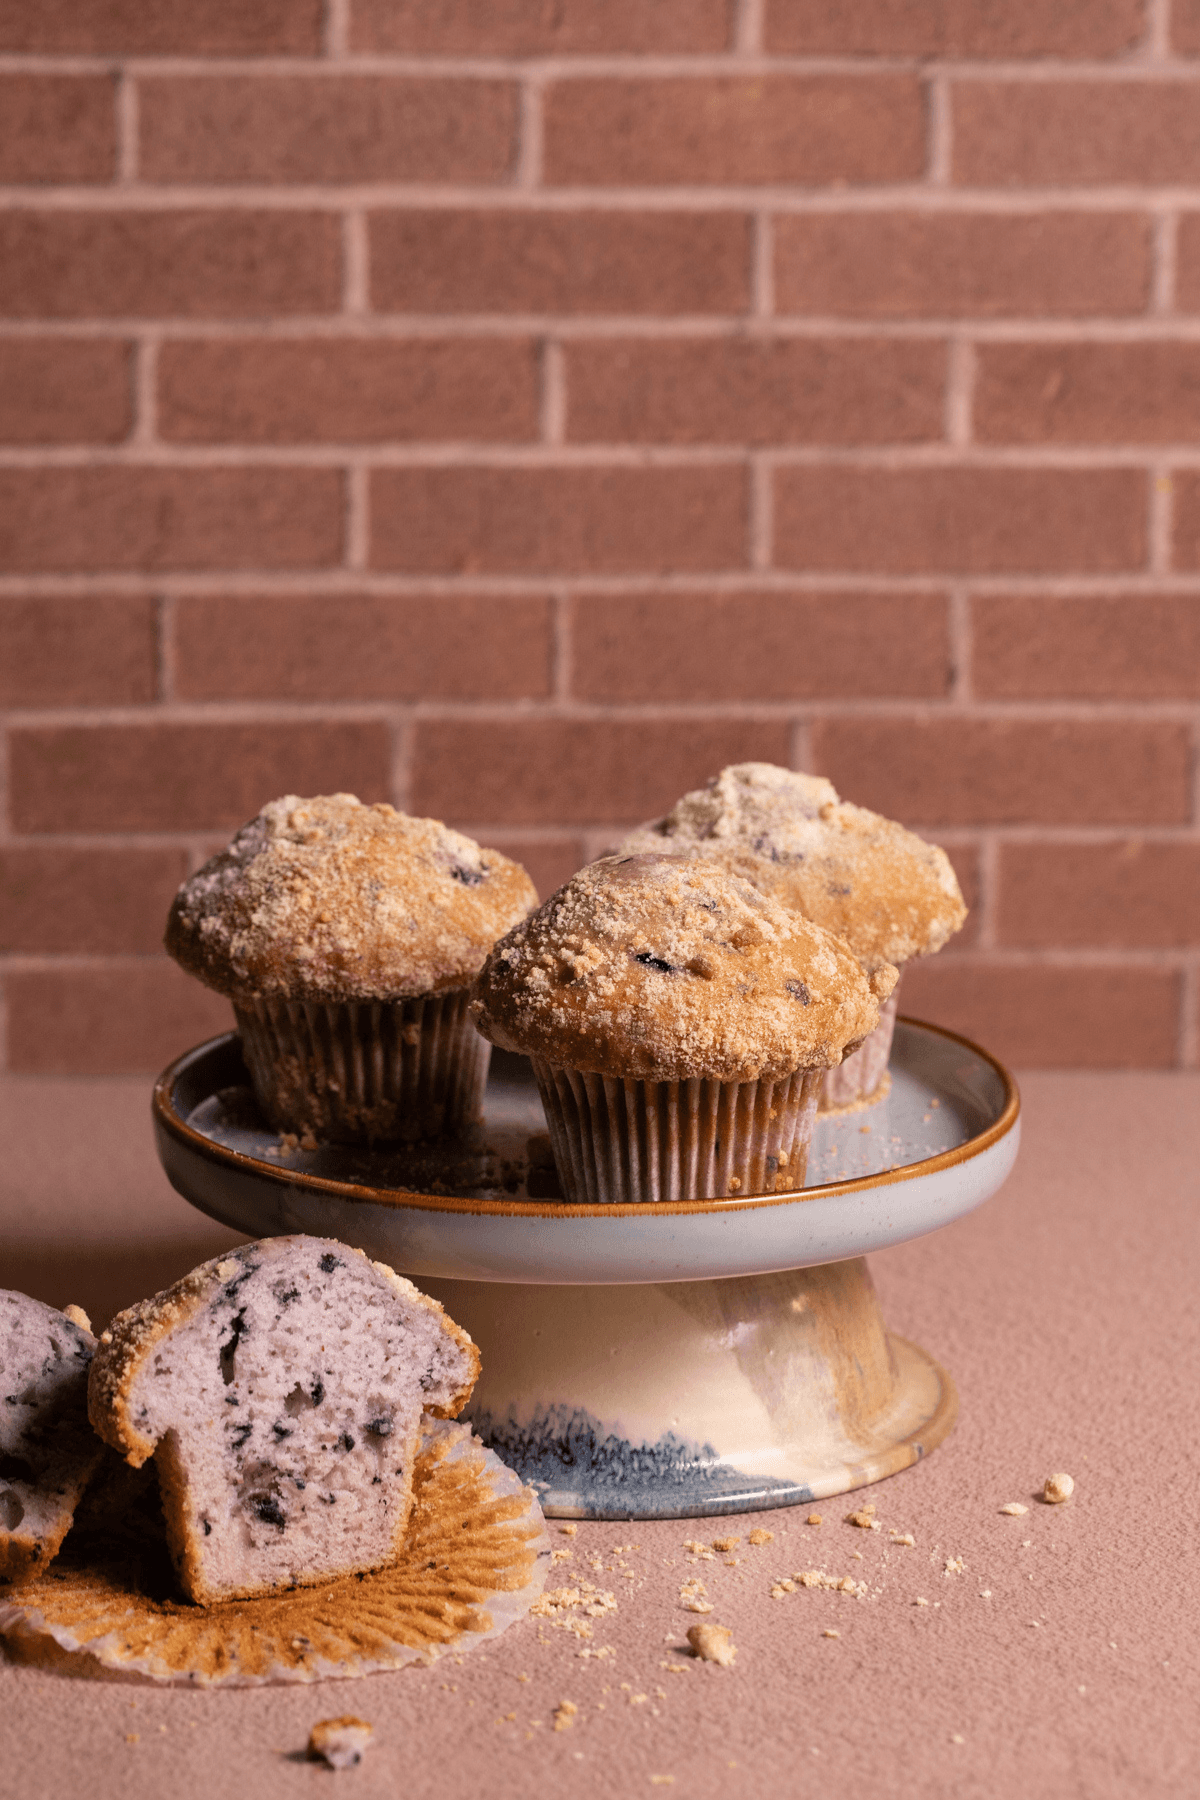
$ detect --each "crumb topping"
[471,853,894,1083]
[165,794,537,1002]
[617,762,966,974]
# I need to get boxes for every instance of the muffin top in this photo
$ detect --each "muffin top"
[471,853,896,1083]
[165,794,538,1003]
[617,763,966,975]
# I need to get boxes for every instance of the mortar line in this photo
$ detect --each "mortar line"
[515,77,544,189]
[947,586,972,701]
[752,211,774,318]
[342,463,369,570]
[1152,210,1179,314]
[927,74,952,185]
[540,338,566,444]
[129,335,158,446]
[115,67,138,183]
[945,338,974,448]
[323,0,350,58]
[341,210,369,312]
[552,590,573,701]
[156,591,176,702]
[1149,464,1174,574]
[733,0,765,54]
[749,454,773,570]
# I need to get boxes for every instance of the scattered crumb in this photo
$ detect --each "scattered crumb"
[951,1734,965,1746]
[1043,1472,1074,1505]
[560,1523,578,1536]
[278,1133,299,1152]
[687,1623,737,1667]
[781,1570,868,1598]
[125,1735,139,1745]
[822,1629,840,1639]
[531,1582,618,1622]
[518,1673,530,1682]
[299,1130,319,1152]
[578,1646,615,1661]
[711,1535,740,1553]
[851,1551,863,1561]
[553,1701,578,1732]
[629,1694,648,1707]
[552,1548,574,1565]
[748,1528,774,1546]
[307,1718,373,1770]
[890,1532,916,1547]
[846,1504,880,1531]
[999,1503,1028,1516]
[770,1580,796,1598]
[980,1590,992,1599]
[915,1598,929,1607]
[62,1303,91,1331]
[649,1779,676,1787]
[683,1539,716,1561]
[806,1513,823,1526]
[944,1556,965,1575]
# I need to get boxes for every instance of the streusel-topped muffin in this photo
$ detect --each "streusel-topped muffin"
[617,764,965,1109]
[472,853,895,1203]
[166,794,537,1142]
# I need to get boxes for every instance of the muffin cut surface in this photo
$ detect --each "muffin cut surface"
[1,1291,103,1588]
[87,1238,479,1605]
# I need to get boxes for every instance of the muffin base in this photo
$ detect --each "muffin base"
[819,986,900,1113]
[531,1060,823,1205]
[234,991,489,1145]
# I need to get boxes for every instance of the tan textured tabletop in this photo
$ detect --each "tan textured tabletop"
[2,1069,1197,1800]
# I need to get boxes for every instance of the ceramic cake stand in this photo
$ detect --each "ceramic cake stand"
[153,1020,1020,1521]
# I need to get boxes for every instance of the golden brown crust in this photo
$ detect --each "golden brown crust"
[471,853,894,1082]
[618,763,966,974]
[165,793,538,1003]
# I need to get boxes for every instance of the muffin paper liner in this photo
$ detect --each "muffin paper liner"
[819,986,900,1113]
[0,1420,550,1688]
[234,990,490,1144]
[531,1059,823,1205]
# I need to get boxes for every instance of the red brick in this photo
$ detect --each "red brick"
[0,847,187,955]
[352,0,731,51]
[369,467,747,574]
[369,211,751,316]
[0,468,342,572]
[9,721,392,834]
[953,80,1200,187]
[774,213,1151,319]
[4,963,232,1077]
[471,835,587,902]
[569,592,950,702]
[0,1,321,53]
[565,339,945,446]
[773,468,1146,575]
[412,718,792,826]
[0,595,156,706]
[0,339,131,444]
[0,75,115,182]
[1175,1,1200,52]
[767,0,1145,57]
[811,717,1191,827]
[899,961,1181,1069]
[544,76,925,186]
[938,842,982,952]
[173,594,553,701]
[0,212,341,319]
[1169,475,1200,570]
[139,77,517,185]
[158,340,538,445]
[998,842,1200,950]
[973,595,1200,700]
[975,343,1200,445]
[1176,215,1200,311]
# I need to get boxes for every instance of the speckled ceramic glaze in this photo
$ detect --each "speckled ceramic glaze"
[153,1020,1018,1518]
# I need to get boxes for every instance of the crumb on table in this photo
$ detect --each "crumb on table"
[687,1622,737,1667]
[1042,1472,1074,1504]
[307,1717,373,1769]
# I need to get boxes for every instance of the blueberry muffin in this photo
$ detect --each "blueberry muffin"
[471,853,895,1204]
[166,794,537,1143]
[617,764,966,1110]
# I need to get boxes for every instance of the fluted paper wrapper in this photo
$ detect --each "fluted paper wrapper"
[531,1059,823,1205]
[819,986,900,1112]
[234,990,489,1144]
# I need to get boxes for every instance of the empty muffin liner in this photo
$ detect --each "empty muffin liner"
[531,1059,824,1205]
[819,986,900,1113]
[234,990,490,1145]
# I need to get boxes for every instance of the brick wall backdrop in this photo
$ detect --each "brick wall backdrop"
[2,0,1198,1076]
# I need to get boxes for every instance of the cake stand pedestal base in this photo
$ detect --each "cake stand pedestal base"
[420,1257,956,1521]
